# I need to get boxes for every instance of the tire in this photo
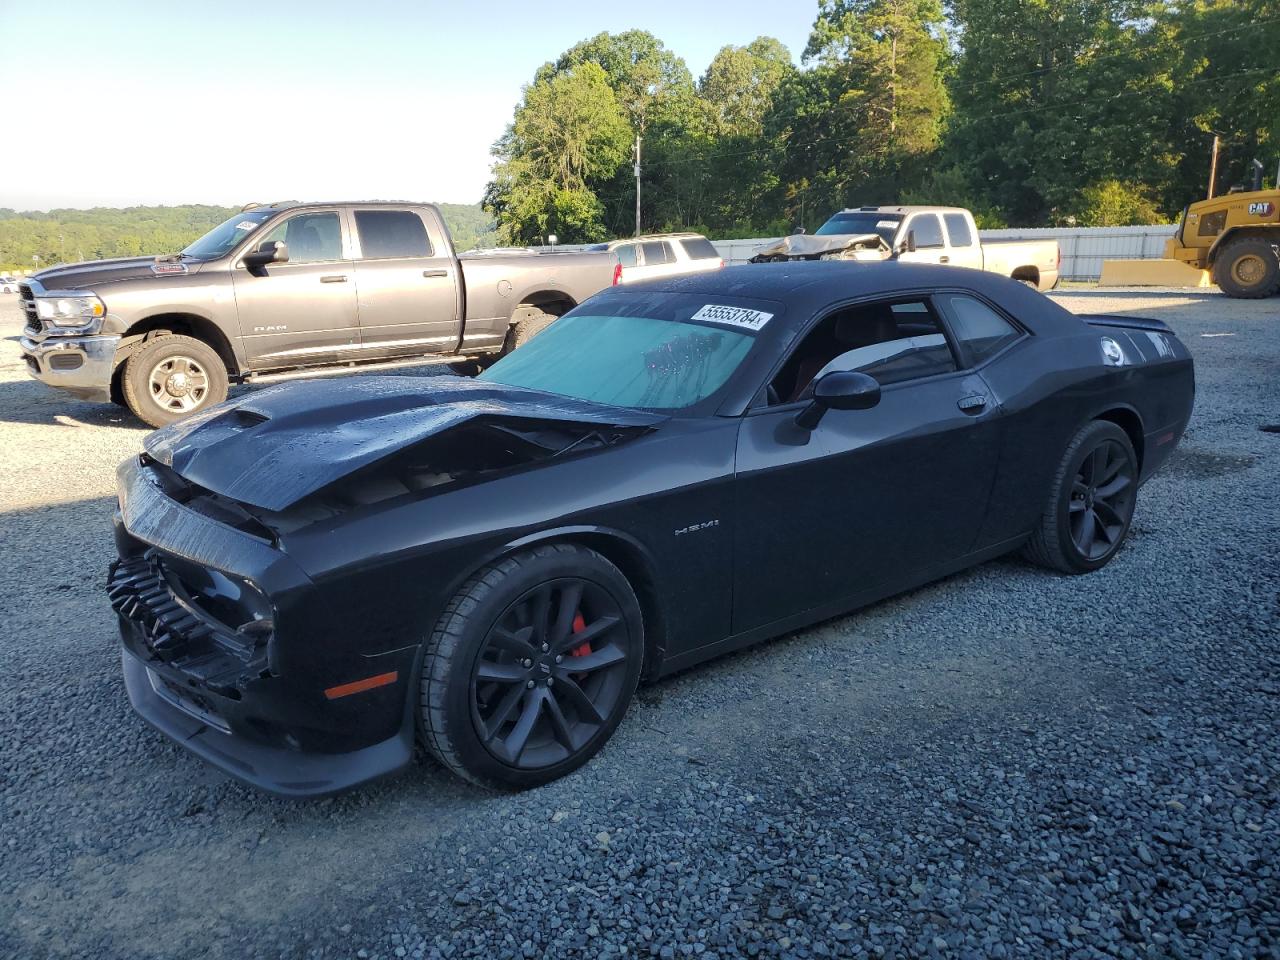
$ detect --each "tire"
[1213,236,1280,299]
[501,306,558,355]
[121,334,229,428]
[1023,420,1138,574]
[420,543,644,789]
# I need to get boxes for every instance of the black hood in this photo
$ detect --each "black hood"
[144,375,663,512]
[33,255,196,289]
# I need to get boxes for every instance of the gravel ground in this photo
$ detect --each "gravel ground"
[0,288,1277,960]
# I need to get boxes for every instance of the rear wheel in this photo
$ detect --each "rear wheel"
[121,334,229,428]
[501,306,558,355]
[1024,420,1138,574]
[420,544,644,789]
[1213,236,1280,299]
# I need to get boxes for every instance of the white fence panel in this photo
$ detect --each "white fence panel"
[711,225,1177,281]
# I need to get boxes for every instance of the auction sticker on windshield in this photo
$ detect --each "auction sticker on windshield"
[690,304,774,332]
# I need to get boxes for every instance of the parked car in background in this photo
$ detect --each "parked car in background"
[785,206,1061,291]
[18,201,619,427]
[589,233,724,284]
[1,276,19,294]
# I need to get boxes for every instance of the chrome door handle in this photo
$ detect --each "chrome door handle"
[320,274,348,283]
[939,255,950,263]
[422,269,448,278]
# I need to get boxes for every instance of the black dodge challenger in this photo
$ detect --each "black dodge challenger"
[108,262,1194,797]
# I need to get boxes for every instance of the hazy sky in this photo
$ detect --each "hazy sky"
[0,0,814,211]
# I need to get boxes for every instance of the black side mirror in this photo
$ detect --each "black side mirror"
[901,230,917,254]
[243,240,288,276]
[795,370,881,430]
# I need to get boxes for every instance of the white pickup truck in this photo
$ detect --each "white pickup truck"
[754,205,1061,292]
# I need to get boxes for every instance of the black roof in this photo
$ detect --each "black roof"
[603,261,1082,337]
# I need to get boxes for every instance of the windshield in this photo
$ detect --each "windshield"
[815,212,902,243]
[478,293,773,411]
[181,210,276,260]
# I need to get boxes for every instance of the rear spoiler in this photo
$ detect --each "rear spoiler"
[1080,313,1173,334]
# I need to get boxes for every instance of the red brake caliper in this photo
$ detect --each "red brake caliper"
[570,612,591,658]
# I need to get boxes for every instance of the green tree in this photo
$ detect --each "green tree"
[944,0,1182,225]
[767,0,949,228]
[1070,179,1166,225]
[485,62,632,243]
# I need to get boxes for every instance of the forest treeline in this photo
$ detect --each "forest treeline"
[484,0,1278,242]
[0,203,496,273]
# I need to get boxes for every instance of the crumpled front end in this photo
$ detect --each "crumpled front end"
[111,454,419,797]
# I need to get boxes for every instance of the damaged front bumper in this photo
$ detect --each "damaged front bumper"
[111,454,419,798]
[20,331,120,402]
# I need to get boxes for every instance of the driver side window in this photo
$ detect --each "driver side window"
[767,299,957,404]
[257,212,343,264]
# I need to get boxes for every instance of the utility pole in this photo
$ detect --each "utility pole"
[634,133,642,238]
[1207,134,1220,199]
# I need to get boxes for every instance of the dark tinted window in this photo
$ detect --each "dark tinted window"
[1198,210,1226,236]
[910,214,945,249]
[640,241,672,265]
[614,243,639,267]
[258,212,342,263]
[770,299,956,402]
[943,213,974,247]
[679,237,720,260]
[936,294,1022,364]
[355,210,432,259]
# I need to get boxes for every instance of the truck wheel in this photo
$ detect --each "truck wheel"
[1213,236,1280,299]
[122,334,229,428]
[502,307,558,355]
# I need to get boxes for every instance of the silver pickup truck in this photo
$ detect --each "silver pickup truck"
[19,201,619,426]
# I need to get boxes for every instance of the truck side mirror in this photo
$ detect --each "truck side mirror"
[243,240,289,277]
[903,230,917,254]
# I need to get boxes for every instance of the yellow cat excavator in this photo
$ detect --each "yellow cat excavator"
[1165,163,1280,298]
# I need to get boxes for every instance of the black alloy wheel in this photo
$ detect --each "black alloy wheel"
[420,543,644,789]
[472,578,630,769]
[1067,438,1136,561]
[1024,419,1138,574]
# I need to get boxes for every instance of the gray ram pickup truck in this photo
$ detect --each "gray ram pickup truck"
[19,201,619,426]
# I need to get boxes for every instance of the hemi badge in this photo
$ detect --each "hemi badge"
[324,671,399,700]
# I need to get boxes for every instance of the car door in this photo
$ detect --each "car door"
[896,213,949,265]
[731,297,1003,634]
[640,240,679,279]
[349,207,461,357]
[231,208,360,370]
[942,213,984,270]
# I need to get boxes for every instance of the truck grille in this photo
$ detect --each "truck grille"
[18,284,39,332]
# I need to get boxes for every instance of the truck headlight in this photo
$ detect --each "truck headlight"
[35,292,106,328]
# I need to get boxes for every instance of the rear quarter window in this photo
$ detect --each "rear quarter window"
[943,214,974,247]
[679,237,720,260]
[640,241,672,265]
[936,294,1023,364]
[355,210,433,259]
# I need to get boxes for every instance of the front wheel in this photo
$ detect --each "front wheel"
[420,544,644,789]
[121,334,229,428]
[1024,420,1138,574]
[1213,236,1280,299]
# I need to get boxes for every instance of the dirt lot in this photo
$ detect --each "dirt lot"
[0,288,1277,960]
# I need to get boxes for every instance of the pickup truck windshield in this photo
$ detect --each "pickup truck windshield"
[180,210,275,260]
[478,303,762,411]
[815,212,902,242]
